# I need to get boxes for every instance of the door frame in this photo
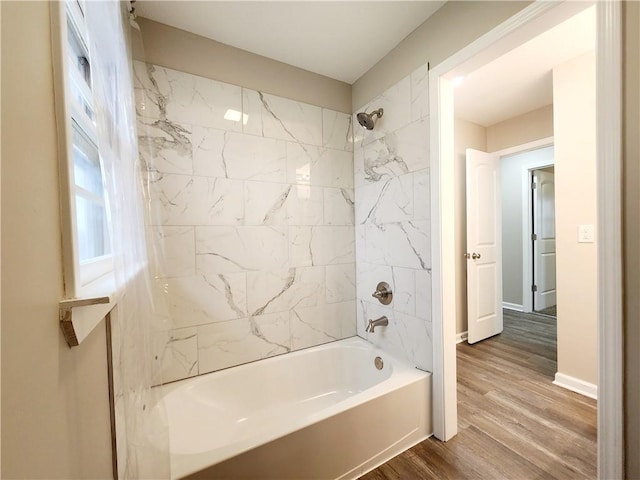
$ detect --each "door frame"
[428,1,622,478]
[530,166,556,312]
[490,138,555,313]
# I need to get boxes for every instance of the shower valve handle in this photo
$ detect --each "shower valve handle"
[372,282,393,305]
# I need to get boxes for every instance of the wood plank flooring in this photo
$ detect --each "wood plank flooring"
[361,310,597,480]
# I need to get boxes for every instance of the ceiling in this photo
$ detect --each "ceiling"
[454,6,596,127]
[135,1,445,84]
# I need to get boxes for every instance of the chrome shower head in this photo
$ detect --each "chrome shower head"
[356,108,384,130]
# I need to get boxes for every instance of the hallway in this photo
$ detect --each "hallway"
[362,310,597,479]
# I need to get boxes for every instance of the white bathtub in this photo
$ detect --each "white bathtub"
[154,337,432,479]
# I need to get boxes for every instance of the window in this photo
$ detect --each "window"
[54,0,114,299]
[72,124,111,267]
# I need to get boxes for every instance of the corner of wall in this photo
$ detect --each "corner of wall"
[353,65,433,370]
[352,1,531,110]
[136,17,352,114]
[486,104,554,153]
[552,49,597,387]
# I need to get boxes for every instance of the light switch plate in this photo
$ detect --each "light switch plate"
[578,224,595,243]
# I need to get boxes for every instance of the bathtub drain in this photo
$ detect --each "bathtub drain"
[374,356,384,370]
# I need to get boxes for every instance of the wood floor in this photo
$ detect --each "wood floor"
[361,310,597,480]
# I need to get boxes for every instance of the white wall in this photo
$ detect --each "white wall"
[500,147,554,308]
[553,51,597,386]
[136,62,356,383]
[135,19,360,384]
[354,65,432,370]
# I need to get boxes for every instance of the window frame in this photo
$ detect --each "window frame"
[51,0,116,345]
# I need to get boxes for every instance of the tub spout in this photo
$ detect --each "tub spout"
[366,316,389,333]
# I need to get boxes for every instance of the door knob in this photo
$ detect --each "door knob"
[472,253,481,260]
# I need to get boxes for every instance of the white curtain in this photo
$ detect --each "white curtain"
[84,1,170,477]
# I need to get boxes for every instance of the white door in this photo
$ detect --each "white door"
[466,149,503,344]
[533,170,556,310]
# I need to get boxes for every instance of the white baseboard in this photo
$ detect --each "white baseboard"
[503,302,523,312]
[456,331,468,344]
[553,372,598,400]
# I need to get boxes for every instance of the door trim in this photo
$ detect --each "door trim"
[428,1,623,477]
[595,1,623,477]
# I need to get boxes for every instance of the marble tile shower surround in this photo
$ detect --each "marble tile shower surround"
[134,62,356,384]
[353,64,433,372]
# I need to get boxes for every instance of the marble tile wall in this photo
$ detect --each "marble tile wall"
[134,62,355,384]
[353,64,433,371]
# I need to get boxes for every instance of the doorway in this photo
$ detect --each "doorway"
[456,5,595,385]
[464,143,557,343]
[497,144,556,317]
[429,1,622,477]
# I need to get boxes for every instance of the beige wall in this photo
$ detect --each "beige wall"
[624,2,640,477]
[137,18,351,114]
[552,51,597,386]
[352,1,531,110]
[1,2,112,478]
[453,119,486,335]
[486,105,554,153]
